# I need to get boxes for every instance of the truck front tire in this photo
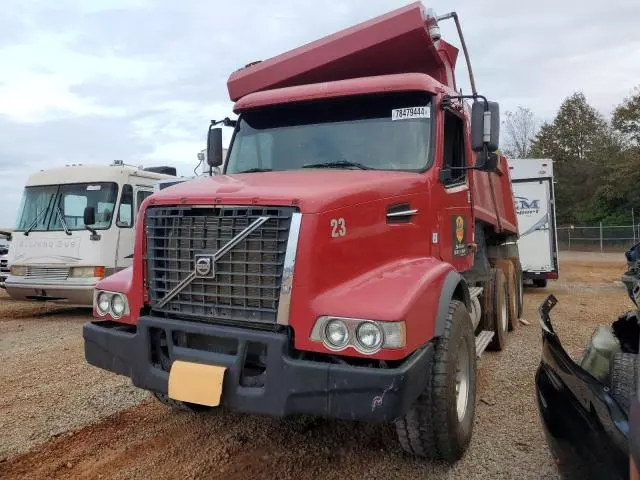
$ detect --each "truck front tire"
[152,391,212,413]
[394,300,476,462]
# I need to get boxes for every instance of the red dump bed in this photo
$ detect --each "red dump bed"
[227,2,459,101]
[473,157,519,235]
[225,1,517,237]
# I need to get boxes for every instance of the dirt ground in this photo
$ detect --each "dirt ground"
[0,252,634,479]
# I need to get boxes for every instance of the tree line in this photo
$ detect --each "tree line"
[501,88,640,226]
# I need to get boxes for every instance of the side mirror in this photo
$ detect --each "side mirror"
[83,206,96,226]
[474,151,499,173]
[207,127,224,168]
[471,100,500,152]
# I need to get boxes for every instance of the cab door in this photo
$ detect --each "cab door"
[433,109,474,272]
[115,184,134,269]
[115,184,154,269]
[134,186,153,221]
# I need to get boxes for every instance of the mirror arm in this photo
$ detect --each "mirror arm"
[210,117,236,128]
[441,94,489,111]
[84,224,101,241]
[447,148,500,173]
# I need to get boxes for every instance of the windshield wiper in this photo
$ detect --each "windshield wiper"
[236,168,273,173]
[302,161,372,170]
[24,209,46,236]
[55,205,72,236]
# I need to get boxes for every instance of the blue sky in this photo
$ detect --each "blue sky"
[1,0,639,226]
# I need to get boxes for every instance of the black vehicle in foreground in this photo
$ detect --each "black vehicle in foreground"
[535,243,640,479]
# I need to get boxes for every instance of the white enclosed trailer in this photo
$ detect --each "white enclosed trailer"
[5,162,175,306]
[507,158,559,287]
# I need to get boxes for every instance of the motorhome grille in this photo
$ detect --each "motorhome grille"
[25,266,70,280]
[145,206,294,324]
[0,259,8,272]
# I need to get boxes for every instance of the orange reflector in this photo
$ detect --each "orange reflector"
[94,266,106,279]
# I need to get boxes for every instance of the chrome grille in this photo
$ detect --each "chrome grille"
[25,266,70,280]
[0,259,8,272]
[146,206,295,324]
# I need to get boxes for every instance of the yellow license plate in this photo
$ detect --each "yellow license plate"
[168,360,226,407]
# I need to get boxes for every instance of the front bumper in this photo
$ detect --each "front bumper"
[83,315,433,421]
[5,277,96,305]
[535,295,629,479]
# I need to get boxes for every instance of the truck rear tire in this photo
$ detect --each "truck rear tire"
[495,260,518,331]
[515,262,524,319]
[486,268,508,351]
[610,353,639,413]
[394,300,476,463]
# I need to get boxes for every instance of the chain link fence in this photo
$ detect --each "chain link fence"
[558,224,640,252]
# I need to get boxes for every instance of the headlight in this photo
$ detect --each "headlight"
[95,290,129,318]
[71,266,106,278]
[355,322,383,351]
[11,265,26,276]
[97,292,111,314]
[311,317,406,354]
[111,294,126,317]
[324,319,349,349]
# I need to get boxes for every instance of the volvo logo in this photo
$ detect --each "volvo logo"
[194,254,215,278]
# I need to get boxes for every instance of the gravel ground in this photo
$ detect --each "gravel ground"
[0,291,148,459]
[0,255,633,479]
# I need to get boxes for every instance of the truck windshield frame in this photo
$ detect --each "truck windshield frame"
[14,182,119,233]
[225,91,434,174]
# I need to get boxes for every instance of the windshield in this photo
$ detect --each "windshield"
[14,182,119,232]
[225,92,432,174]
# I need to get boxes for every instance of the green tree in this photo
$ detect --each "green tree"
[612,86,640,145]
[530,92,613,224]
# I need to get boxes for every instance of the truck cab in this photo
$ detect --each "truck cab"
[83,3,520,463]
[5,162,175,306]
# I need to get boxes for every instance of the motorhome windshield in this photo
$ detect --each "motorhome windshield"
[14,182,118,232]
[225,92,433,174]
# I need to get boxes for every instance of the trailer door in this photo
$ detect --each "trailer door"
[513,179,554,273]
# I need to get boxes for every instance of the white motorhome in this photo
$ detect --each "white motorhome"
[5,162,175,305]
[0,229,11,287]
[507,158,559,287]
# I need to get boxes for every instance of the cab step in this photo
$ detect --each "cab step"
[475,330,495,358]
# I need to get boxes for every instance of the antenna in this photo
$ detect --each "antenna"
[426,11,477,96]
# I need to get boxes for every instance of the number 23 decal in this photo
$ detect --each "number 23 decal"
[330,218,347,237]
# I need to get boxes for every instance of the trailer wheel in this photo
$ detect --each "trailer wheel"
[610,353,639,413]
[485,268,508,351]
[533,278,547,288]
[394,300,476,463]
[495,260,518,331]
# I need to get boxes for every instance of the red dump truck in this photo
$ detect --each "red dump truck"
[83,2,520,462]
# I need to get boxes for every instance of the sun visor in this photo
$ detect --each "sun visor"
[227,2,456,102]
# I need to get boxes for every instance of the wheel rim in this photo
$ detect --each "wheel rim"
[455,337,470,422]
[500,290,508,332]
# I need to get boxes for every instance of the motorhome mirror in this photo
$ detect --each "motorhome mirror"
[83,206,96,226]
